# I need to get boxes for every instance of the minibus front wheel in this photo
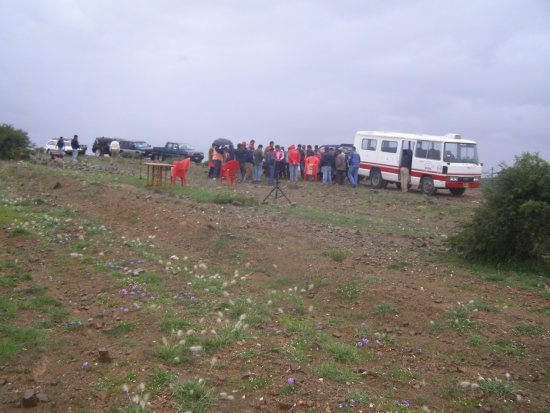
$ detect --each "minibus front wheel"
[420,176,437,196]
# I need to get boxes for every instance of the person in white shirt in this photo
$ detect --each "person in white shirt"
[109,138,120,164]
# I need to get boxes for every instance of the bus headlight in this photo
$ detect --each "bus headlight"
[448,176,459,182]
[473,176,480,182]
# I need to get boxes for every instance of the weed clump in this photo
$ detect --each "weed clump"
[450,153,550,264]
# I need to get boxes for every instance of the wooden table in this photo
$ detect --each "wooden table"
[144,162,172,188]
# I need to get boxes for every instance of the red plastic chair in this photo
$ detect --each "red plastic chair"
[171,157,191,186]
[220,160,239,186]
[304,156,319,182]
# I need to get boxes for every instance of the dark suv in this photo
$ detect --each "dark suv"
[119,140,149,156]
[92,137,114,156]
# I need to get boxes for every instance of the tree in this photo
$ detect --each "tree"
[0,123,32,160]
[450,153,550,263]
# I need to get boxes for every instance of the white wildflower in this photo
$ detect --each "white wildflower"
[190,345,203,354]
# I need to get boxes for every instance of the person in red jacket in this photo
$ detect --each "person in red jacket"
[287,145,300,182]
[274,145,284,180]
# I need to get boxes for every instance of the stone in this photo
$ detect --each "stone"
[332,330,342,338]
[36,393,49,402]
[278,401,294,410]
[22,389,38,408]
[289,364,301,372]
[98,348,112,363]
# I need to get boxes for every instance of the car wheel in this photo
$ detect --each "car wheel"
[370,169,385,189]
[449,187,466,196]
[420,176,437,196]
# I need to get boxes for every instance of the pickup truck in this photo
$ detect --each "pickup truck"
[144,142,204,163]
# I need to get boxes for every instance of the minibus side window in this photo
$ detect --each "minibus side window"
[381,140,397,153]
[415,140,441,160]
[362,139,377,151]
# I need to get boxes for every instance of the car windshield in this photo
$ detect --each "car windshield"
[444,142,479,164]
[134,142,150,150]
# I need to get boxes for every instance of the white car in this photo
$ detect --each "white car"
[45,139,87,155]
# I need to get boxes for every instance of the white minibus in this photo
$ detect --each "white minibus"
[354,131,482,196]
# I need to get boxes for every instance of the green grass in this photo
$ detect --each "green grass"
[324,248,347,263]
[447,304,477,331]
[279,381,299,396]
[146,367,179,394]
[235,348,259,360]
[0,260,33,287]
[9,227,33,237]
[386,261,410,270]
[479,378,515,396]
[0,296,18,320]
[374,302,396,316]
[512,324,545,336]
[335,280,363,301]
[346,389,374,404]
[242,375,270,392]
[494,338,525,358]
[176,186,257,206]
[173,380,213,413]
[324,340,361,363]
[0,325,47,363]
[158,315,200,333]
[103,321,137,337]
[384,366,413,382]
[467,334,489,347]
[313,362,359,383]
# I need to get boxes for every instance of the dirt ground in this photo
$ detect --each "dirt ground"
[0,158,548,412]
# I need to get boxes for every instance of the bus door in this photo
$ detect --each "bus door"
[400,140,415,163]
[413,140,442,173]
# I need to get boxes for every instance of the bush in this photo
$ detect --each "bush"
[0,124,32,160]
[450,153,550,262]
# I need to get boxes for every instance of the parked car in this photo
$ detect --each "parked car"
[144,142,204,163]
[92,137,114,156]
[133,141,152,152]
[119,140,150,156]
[45,139,87,155]
[319,144,353,154]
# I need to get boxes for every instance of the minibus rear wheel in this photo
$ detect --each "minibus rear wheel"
[370,169,385,189]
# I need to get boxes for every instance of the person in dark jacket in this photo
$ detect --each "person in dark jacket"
[253,144,264,182]
[399,149,413,193]
[320,148,335,185]
[335,148,347,185]
[243,146,254,182]
[235,143,248,182]
[266,147,276,185]
[71,135,79,163]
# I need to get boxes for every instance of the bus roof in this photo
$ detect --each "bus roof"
[355,131,477,144]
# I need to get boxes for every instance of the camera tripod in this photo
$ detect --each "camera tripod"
[262,175,292,205]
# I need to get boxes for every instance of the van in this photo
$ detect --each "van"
[354,131,482,196]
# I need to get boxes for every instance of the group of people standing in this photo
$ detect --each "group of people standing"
[207,141,362,188]
[56,135,80,163]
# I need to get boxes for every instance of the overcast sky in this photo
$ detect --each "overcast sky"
[1,0,549,171]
